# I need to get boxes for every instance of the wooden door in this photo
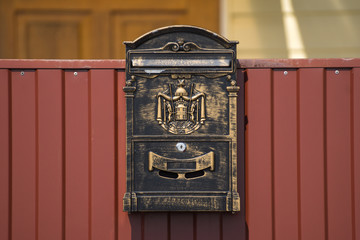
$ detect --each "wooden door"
[0,0,219,59]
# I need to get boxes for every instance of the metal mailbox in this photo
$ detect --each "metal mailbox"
[123,25,242,212]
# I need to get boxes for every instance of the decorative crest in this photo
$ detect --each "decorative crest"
[156,79,206,134]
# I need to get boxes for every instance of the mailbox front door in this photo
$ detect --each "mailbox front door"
[123,26,243,212]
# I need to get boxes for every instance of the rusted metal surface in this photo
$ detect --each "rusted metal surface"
[0,58,359,240]
[123,26,242,213]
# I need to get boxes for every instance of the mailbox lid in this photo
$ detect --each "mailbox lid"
[124,25,238,50]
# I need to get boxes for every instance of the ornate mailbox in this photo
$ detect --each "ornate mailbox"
[123,26,243,212]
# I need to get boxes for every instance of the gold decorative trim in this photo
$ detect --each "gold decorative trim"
[149,151,214,179]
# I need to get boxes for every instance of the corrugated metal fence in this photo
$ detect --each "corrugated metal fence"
[0,59,359,240]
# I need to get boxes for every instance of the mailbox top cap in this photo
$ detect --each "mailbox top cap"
[124,25,238,50]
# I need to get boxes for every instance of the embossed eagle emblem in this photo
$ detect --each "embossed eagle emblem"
[156,79,206,134]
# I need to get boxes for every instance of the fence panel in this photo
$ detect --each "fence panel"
[0,59,359,240]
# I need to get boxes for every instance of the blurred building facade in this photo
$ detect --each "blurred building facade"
[1,0,359,59]
[0,0,219,59]
[222,0,360,58]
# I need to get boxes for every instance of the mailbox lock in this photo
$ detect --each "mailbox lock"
[176,142,187,152]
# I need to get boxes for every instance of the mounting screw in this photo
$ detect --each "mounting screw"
[74,72,78,76]
[335,70,339,75]
[284,71,288,76]
[20,71,25,76]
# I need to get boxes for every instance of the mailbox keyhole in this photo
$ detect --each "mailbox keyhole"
[176,142,186,152]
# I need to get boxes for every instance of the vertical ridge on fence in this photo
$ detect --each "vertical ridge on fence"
[326,69,353,240]
[35,70,39,240]
[245,68,273,240]
[8,70,12,240]
[11,70,36,240]
[170,213,194,240]
[270,69,275,240]
[296,69,301,240]
[351,68,355,240]
[298,68,326,240]
[37,69,63,240]
[196,213,221,240]
[89,69,116,240]
[322,68,329,240]
[143,213,168,240]
[61,69,66,240]
[0,69,10,240]
[88,70,92,240]
[114,70,119,240]
[273,69,299,240]
[64,70,90,240]
[353,68,360,240]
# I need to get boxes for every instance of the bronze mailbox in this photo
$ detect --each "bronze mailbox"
[123,26,243,212]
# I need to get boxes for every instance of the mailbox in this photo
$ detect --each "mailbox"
[123,25,243,212]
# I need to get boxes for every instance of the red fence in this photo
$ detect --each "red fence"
[0,59,359,240]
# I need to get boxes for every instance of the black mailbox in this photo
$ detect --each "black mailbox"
[123,25,243,212]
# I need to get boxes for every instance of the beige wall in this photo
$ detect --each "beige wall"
[223,0,360,58]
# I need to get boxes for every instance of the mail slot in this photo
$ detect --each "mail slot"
[123,25,243,212]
